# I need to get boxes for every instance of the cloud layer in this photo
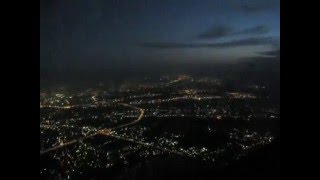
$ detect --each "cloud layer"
[198,25,269,39]
[139,37,274,49]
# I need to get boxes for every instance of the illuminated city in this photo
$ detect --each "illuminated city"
[40,75,279,179]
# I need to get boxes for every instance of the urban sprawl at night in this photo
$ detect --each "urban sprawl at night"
[40,75,279,179]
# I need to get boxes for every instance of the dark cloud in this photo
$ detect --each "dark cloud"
[198,25,233,39]
[139,42,195,48]
[258,48,280,57]
[207,37,274,48]
[235,25,269,35]
[198,25,269,39]
[241,3,268,12]
[139,37,274,49]
[239,0,279,13]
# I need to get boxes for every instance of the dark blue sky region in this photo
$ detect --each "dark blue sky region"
[40,0,279,72]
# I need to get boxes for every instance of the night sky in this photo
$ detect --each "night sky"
[40,0,280,83]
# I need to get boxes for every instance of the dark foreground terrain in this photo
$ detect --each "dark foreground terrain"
[41,138,279,180]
